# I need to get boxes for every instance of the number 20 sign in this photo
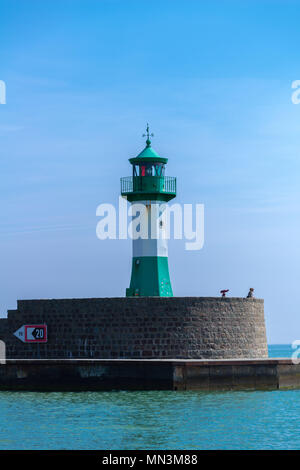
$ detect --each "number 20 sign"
[14,324,47,343]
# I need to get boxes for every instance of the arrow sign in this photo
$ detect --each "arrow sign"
[14,325,47,343]
[13,325,26,342]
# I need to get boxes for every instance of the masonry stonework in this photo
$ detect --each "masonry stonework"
[0,297,268,359]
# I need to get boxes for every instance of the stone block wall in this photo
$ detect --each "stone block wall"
[0,297,268,359]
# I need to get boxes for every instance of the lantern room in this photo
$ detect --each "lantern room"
[120,125,176,203]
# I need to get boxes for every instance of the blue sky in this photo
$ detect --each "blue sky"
[1,0,300,343]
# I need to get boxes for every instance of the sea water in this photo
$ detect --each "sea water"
[0,345,298,450]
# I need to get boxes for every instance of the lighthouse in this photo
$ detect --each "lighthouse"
[121,125,176,297]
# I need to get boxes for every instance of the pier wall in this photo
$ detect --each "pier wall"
[0,297,268,359]
[0,359,298,391]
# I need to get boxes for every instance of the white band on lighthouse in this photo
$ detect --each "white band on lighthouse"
[133,237,168,257]
[131,200,169,258]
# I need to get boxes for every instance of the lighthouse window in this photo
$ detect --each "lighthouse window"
[137,163,165,177]
[154,164,165,176]
[139,164,153,176]
[145,165,153,176]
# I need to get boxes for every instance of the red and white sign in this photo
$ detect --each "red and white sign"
[14,324,47,343]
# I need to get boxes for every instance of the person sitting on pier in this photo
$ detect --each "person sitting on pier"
[247,288,255,298]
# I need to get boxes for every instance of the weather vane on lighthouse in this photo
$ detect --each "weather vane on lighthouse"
[142,123,154,147]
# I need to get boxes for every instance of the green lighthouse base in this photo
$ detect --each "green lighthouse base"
[126,256,173,297]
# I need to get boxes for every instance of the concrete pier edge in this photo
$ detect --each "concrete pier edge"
[0,358,299,391]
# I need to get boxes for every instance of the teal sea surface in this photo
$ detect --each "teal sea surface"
[0,345,298,450]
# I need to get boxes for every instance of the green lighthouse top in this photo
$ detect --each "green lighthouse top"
[129,124,168,164]
[121,124,176,202]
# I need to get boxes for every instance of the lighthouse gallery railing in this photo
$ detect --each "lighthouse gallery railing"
[121,176,176,195]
